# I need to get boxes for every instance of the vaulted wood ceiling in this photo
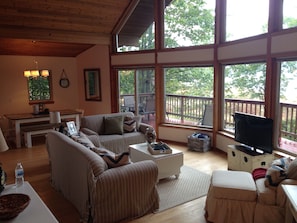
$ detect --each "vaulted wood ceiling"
[0,0,132,57]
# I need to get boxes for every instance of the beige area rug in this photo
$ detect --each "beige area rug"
[156,165,211,212]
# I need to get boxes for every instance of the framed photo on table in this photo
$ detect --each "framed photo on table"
[66,121,78,135]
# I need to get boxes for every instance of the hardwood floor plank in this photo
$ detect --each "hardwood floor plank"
[0,141,227,223]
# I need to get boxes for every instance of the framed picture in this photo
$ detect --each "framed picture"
[66,121,78,135]
[84,68,101,101]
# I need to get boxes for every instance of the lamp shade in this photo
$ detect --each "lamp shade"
[50,111,61,124]
[0,128,9,152]
[41,70,49,77]
[31,70,40,77]
[23,70,31,78]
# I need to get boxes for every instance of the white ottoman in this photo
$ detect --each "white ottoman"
[205,170,257,223]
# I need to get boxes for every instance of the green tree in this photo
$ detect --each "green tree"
[164,0,214,47]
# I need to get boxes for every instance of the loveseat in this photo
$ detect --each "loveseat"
[80,112,154,153]
[205,157,297,223]
[46,130,159,223]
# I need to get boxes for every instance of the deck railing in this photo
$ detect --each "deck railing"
[120,94,297,141]
[166,94,297,141]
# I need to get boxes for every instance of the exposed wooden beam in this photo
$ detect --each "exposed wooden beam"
[0,26,111,45]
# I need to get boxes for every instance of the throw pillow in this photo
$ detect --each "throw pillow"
[271,157,291,169]
[287,158,297,180]
[252,168,267,180]
[71,132,95,148]
[101,152,131,168]
[103,116,124,135]
[265,165,287,187]
[123,116,136,133]
[91,147,130,168]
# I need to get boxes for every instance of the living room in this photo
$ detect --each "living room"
[0,0,297,222]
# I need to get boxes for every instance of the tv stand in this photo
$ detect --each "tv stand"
[233,144,264,156]
[228,145,274,172]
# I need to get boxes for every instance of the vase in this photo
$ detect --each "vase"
[145,128,156,144]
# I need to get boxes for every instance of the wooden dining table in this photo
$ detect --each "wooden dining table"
[4,109,82,148]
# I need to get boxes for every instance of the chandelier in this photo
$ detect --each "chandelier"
[23,58,49,78]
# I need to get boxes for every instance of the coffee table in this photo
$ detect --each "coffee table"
[1,181,58,223]
[129,143,184,180]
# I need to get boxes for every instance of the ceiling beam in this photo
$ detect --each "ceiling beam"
[0,26,111,45]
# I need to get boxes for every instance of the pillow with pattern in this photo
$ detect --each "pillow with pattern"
[123,116,136,133]
[100,152,131,168]
[264,157,291,187]
[265,165,287,187]
[90,147,130,168]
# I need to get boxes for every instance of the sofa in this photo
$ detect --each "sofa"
[46,130,159,223]
[205,157,297,223]
[80,112,154,153]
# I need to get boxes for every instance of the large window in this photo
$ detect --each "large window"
[283,0,297,29]
[223,63,266,130]
[27,73,53,104]
[164,66,214,126]
[116,1,155,52]
[278,60,297,154]
[226,0,269,41]
[118,68,155,127]
[164,0,215,48]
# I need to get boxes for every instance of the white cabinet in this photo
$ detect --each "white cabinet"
[228,145,274,172]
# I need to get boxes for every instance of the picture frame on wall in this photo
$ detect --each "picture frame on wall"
[84,68,101,101]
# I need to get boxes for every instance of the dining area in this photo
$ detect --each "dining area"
[2,109,82,148]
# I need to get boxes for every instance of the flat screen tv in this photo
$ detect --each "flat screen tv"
[234,112,274,154]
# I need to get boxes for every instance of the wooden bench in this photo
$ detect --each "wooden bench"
[21,124,57,148]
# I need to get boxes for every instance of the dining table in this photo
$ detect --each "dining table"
[4,109,82,148]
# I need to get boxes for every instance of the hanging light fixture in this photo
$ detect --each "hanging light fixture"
[23,58,50,78]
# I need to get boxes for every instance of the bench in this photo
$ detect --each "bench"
[21,124,58,148]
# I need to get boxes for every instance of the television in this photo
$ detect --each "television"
[234,112,274,154]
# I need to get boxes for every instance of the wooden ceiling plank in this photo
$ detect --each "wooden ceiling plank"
[0,26,111,45]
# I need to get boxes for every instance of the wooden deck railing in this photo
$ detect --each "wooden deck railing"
[120,94,297,141]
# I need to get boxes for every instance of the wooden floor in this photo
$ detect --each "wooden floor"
[0,139,227,223]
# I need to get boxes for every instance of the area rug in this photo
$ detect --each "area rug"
[156,165,211,212]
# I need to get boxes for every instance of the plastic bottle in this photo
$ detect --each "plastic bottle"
[15,162,24,187]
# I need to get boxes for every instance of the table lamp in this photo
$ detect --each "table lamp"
[49,111,63,132]
[49,111,61,125]
[0,128,8,152]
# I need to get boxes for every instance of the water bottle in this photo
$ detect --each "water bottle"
[15,162,24,187]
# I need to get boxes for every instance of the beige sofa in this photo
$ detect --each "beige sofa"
[205,157,297,223]
[80,112,154,153]
[46,131,159,223]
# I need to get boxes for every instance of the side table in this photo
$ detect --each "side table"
[282,184,297,223]
[1,181,58,223]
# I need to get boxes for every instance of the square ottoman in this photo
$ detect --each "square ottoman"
[205,170,257,223]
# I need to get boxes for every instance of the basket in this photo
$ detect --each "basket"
[188,133,210,152]
[0,193,30,220]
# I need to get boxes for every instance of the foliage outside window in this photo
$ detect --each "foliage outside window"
[226,0,269,41]
[279,60,297,153]
[164,0,215,48]
[164,66,214,125]
[283,0,297,29]
[27,74,52,103]
[223,63,266,130]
